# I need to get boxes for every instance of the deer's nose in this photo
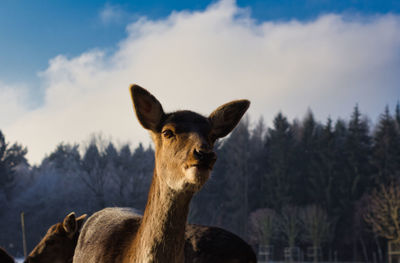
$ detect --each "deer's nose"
[193,148,216,162]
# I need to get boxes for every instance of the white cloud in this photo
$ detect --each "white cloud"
[3,0,400,164]
[99,3,128,25]
[0,82,29,127]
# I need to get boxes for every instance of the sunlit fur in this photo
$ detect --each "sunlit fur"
[75,208,257,263]
[152,110,216,193]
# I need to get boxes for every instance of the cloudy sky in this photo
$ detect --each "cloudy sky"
[1,0,400,164]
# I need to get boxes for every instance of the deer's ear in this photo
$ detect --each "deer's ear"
[209,100,250,139]
[63,212,77,237]
[130,84,165,132]
[76,214,87,231]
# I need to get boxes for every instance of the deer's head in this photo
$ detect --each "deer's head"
[24,212,86,263]
[131,85,249,193]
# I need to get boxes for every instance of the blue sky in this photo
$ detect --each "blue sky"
[1,0,399,89]
[1,0,400,163]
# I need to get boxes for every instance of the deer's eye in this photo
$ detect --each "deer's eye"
[162,129,175,138]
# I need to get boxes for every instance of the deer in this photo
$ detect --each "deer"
[79,207,257,263]
[0,247,14,263]
[24,212,87,263]
[22,208,256,263]
[185,223,256,263]
[73,84,251,263]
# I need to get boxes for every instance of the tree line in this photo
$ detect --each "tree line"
[0,103,400,261]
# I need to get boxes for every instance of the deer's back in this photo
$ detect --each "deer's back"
[74,207,257,263]
[185,224,257,263]
[73,207,141,263]
[0,247,14,263]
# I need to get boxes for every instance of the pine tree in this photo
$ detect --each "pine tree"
[248,117,268,211]
[113,144,133,207]
[103,142,124,205]
[264,113,298,211]
[329,119,351,252]
[81,143,107,208]
[345,105,372,198]
[0,130,28,200]
[297,110,322,205]
[307,118,336,210]
[336,106,372,259]
[372,106,400,184]
[46,143,81,171]
[395,102,400,130]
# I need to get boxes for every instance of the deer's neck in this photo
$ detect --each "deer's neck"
[129,170,191,263]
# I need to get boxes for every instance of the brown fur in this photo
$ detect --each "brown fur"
[74,85,250,263]
[0,247,14,263]
[24,212,86,263]
[22,207,256,263]
[76,208,257,263]
[185,224,257,263]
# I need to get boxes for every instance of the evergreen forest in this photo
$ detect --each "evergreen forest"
[1,103,400,261]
